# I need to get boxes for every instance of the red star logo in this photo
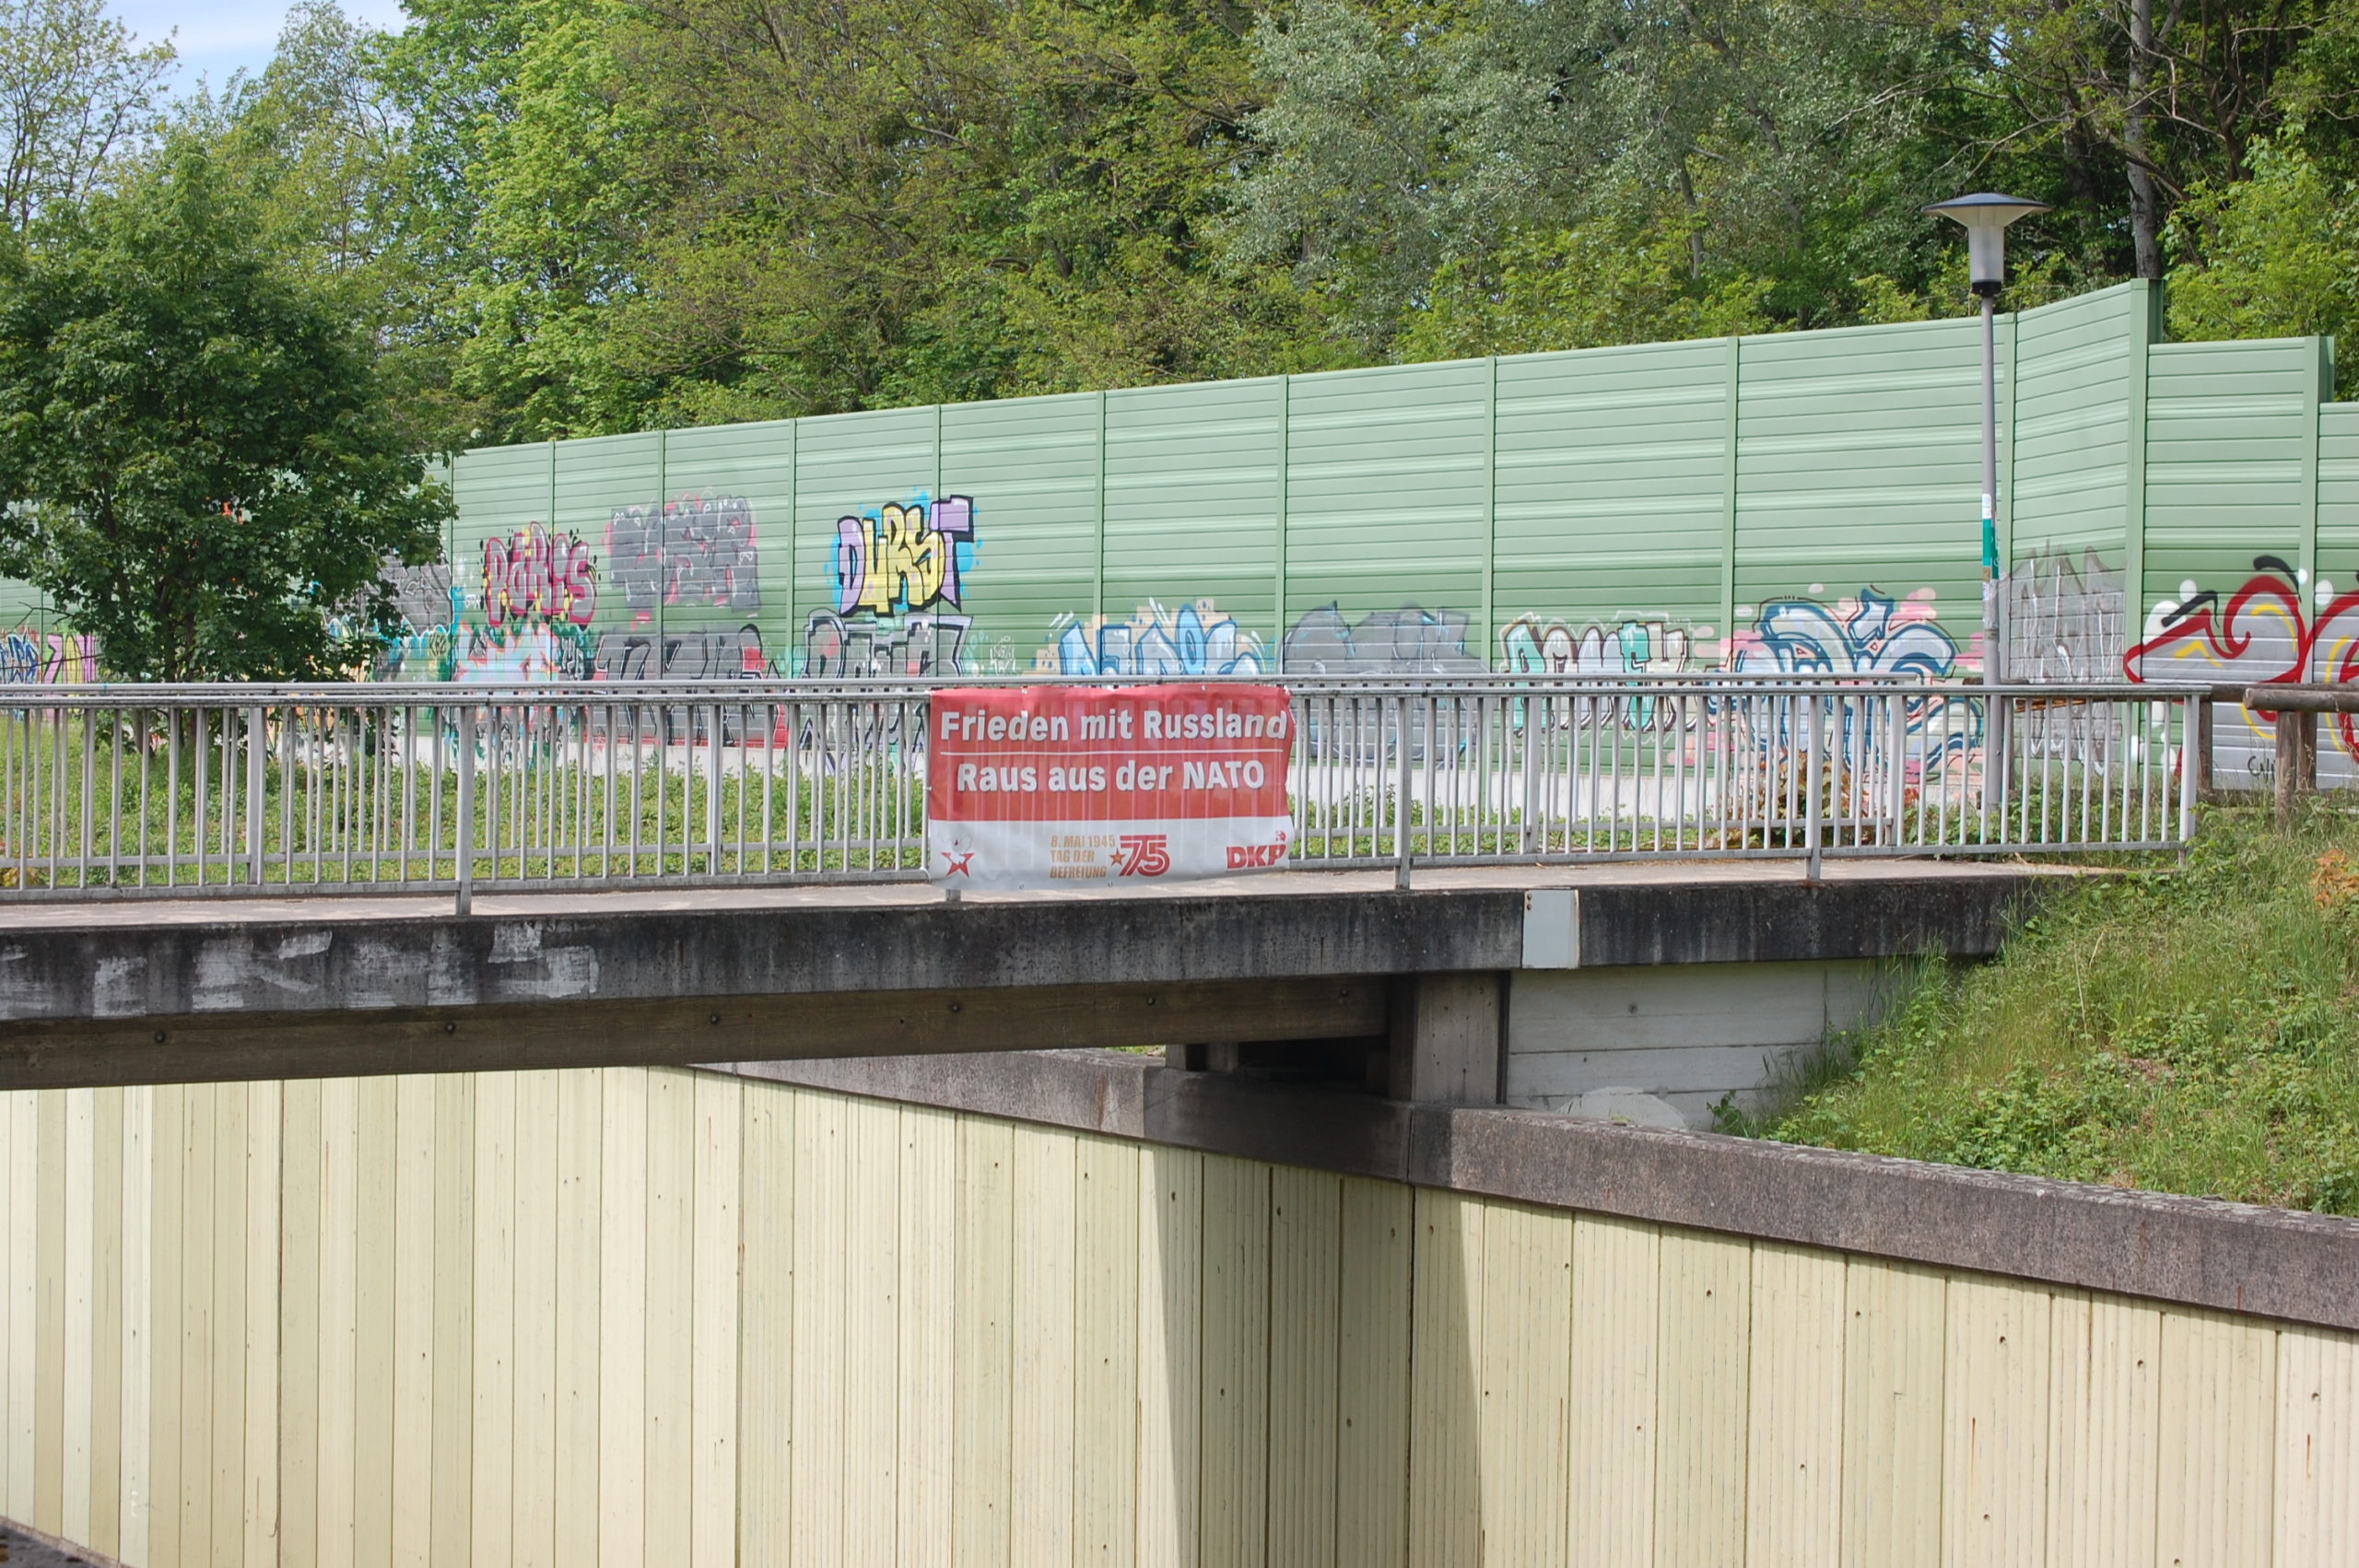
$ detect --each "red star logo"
[942,849,975,876]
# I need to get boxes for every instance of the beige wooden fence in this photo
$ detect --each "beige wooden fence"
[2,1068,2353,1566]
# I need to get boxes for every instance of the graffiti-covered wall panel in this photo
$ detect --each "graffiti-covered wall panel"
[1098,379,1283,673]
[946,392,1100,676]
[2320,404,2359,566]
[2011,284,2142,563]
[16,280,2359,726]
[1496,340,1729,663]
[1735,319,1991,684]
[2144,340,2330,605]
[1283,360,1488,658]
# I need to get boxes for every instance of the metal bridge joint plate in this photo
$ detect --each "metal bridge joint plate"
[1520,888,1580,969]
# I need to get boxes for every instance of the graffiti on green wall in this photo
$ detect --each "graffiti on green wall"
[1050,601,1264,677]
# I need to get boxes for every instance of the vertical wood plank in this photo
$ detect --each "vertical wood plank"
[1841,1258,1946,1568]
[952,1116,1013,1568]
[2273,1324,2359,1568]
[177,1082,216,1568]
[1199,1154,1269,1568]
[279,1081,323,1568]
[689,1075,742,1568]
[122,1084,154,1568]
[598,1068,649,1568]
[428,1074,474,1568]
[1652,1227,1751,1568]
[1134,1146,1202,1568]
[207,1082,248,1568]
[897,1105,956,1568]
[0,1094,15,1522]
[2045,1290,2159,1568]
[90,1087,123,1562]
[510,1071,562,1568]
[735,1083,792,1568]
[1568,1213,1653,1568]
[38,1088,67,1536]
[846,1098,904,1564]
[1074,1135,1141,1568]
[2154,1308,2275,1568]
[393,1075,438,1568]
[790,1089,847,1566]
[1484,1202,1571,1568]
[243,1081,281,1568]
[469,1072,515,1568]
[352,1076,397,1568]
[64,1087,95,1544]
[1408,1188,1484,1568]
[148,1084,183,1568]
[1745,1241,1844,1567]
[1333,1177,1409,1568]
[1940,1274,2050,1568]
[645,1070,696,1568]
[314,1080,359,1568]
[552,1070,603,1568]
[1012,1127,1078,1565]
[7,1092,43,1530]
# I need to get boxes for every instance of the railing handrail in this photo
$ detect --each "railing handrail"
[1,679,2207,903]
[0,676,2208,704]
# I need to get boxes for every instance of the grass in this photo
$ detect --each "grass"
[1736,803,2359,1215]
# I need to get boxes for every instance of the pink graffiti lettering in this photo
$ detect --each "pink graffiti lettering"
[483,527,598,629]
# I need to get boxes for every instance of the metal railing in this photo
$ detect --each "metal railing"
[0,677,2203,903]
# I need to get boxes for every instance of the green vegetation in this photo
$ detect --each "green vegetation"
[0,138,450,680]
[1751,808,2359,1215]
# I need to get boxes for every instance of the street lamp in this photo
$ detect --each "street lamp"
[1923,192,2050,684]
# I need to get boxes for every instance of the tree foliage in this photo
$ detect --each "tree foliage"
[11,0,2359,455]
[0,139,450,681]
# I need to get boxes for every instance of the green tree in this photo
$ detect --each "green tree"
[0,140,450,681]
[0,0,174,229]
[2167,137,2359,398]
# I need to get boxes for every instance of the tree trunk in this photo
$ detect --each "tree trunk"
[2126,0,2162,279]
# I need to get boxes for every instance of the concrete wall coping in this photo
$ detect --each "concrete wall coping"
[716,1049,2359,1334]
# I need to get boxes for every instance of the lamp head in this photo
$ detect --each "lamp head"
[1923,193,2051,296]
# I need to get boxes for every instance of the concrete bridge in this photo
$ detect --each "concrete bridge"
[0,861,2056,1124]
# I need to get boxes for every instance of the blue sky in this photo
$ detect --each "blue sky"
[111,1,411,93]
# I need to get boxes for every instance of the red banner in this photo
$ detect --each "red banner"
[927,685,1293,888]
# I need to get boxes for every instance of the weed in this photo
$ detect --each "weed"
[1761,803,2359,1215]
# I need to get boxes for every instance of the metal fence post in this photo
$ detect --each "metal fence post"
[1887,690,1908,847]
[1394,693,1413,891]
[1803,690,1822,881]
[704,702,722,872]
[455,704,475,916]
[245,706,266,888]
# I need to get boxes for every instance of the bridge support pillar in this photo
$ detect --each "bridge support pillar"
[1386,972,1505,1105]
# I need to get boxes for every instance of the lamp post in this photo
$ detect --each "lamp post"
[1922,192,2049,685]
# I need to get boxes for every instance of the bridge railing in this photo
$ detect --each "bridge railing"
[0,677,2202,899]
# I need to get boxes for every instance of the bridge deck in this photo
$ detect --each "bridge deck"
[2,859,2092,1089]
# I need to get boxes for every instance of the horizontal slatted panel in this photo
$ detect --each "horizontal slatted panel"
[1102,378,1283,672]
[1284,361,1488,666]
[1496,339,1728,666]
[640,422,794,678]
[1736,316,1989,669]
[2143,339,2321,603]
[942,393,1102,674]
